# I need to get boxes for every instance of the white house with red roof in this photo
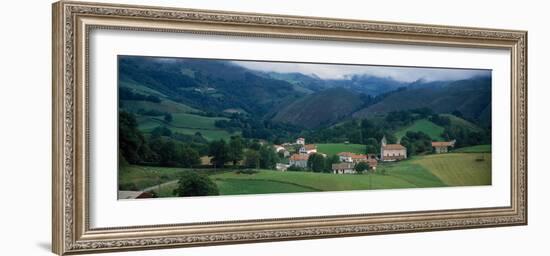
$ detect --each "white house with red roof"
[380,136,407,161]
[432,140,456,153]
[289,154,309,168]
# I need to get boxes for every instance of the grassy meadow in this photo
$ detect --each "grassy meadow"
[453,144,491,153]
[394,119,445,141]
[316,143,366,156]
[117,56,493,199]
[136,112,239,141]
[120,150,491,198]
[409,153,491,186]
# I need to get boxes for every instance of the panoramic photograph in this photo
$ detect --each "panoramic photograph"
[117,55,492,199]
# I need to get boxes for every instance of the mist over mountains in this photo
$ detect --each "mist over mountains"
[119,56,491,129]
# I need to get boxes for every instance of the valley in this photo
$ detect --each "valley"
[117,55,492,199]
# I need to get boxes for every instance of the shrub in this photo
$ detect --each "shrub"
[173,171,219,197]
[235,169,259,175]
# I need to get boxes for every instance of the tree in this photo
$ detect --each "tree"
[158,140,178,166]
[208,139,229,168]
[355,161,369,174]
[243,150,260,168]
[364,137,379,154]
[324,155,340,173]
[164,113,173,123]
[119,111,150,164]
[307,153,326,173]
[259,145,278,169]
[383,132,398,144]
[360,119,381,143]
[173,171,219,197]
[228,136,244,166]
[451,110,464,118]
[177,145,201,167]
[249,140,261,151]
[401,131,432,156]
[150,126,172,138]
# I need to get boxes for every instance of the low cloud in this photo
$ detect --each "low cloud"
[232,60,490,82]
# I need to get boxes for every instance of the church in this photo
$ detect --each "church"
[380,136,407,161]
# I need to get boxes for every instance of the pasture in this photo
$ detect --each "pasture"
[409,153,491,186]
[453,144,491,153]
[136,112,238,141]
[394,119,444,141]
[120,151,491,198]
[316,143,366,156]
[440,114,483,133]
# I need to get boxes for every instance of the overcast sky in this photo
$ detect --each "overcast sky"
[232,60,490,82]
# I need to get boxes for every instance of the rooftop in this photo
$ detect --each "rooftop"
[337,152,355,157]
[290,154,309,161]
[383,144,406,150]
[432,141,456,147]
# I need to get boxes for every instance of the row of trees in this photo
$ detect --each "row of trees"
[400,131,432,156]
[121,111,287,170]
[302,109,490,156]
[119,111,202,167]
[214,113,302,143]
[284,153,343,173]
[208,136,280,169]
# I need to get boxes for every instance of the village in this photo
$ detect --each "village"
[273,137,456,174]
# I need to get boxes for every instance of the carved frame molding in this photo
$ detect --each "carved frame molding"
[52,1,527,255]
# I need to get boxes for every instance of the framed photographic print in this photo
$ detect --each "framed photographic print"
[52,1,527,255]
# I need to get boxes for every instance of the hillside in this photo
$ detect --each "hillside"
[260,72,407,96]
[272,88,365,128]
[410,153,491,186]
[453,144,491,153]
[352,77,491,126]
[136,114,238,141]
[440,114,483,132]
[122,150,491,197]
[119,56,305,117]
[118,56,492,144]
[394,119,445,141]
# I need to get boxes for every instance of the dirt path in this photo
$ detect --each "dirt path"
[142,179,179,192]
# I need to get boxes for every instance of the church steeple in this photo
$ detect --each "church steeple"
[380,136,387,161]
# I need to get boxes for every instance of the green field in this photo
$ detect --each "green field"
[120,151,491,198]
[214,179,317,195]
[170,113,228,129]
[120,99,198,114]
[210,169,439,192]
[119,165,226,196]
[453,144,491,153]
[120,80,168,97]
[118,165,188,191]
[409,153,491,186]
[316,143,366,156]
[136,112,238,141]
[394,119,445,141]
[440,114,483,133]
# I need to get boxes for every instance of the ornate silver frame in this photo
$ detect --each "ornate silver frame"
[52,1,527,255]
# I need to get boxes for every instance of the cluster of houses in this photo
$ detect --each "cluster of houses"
[332,152,378,174]
[275,137,319,169]
[274,136,456,175]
